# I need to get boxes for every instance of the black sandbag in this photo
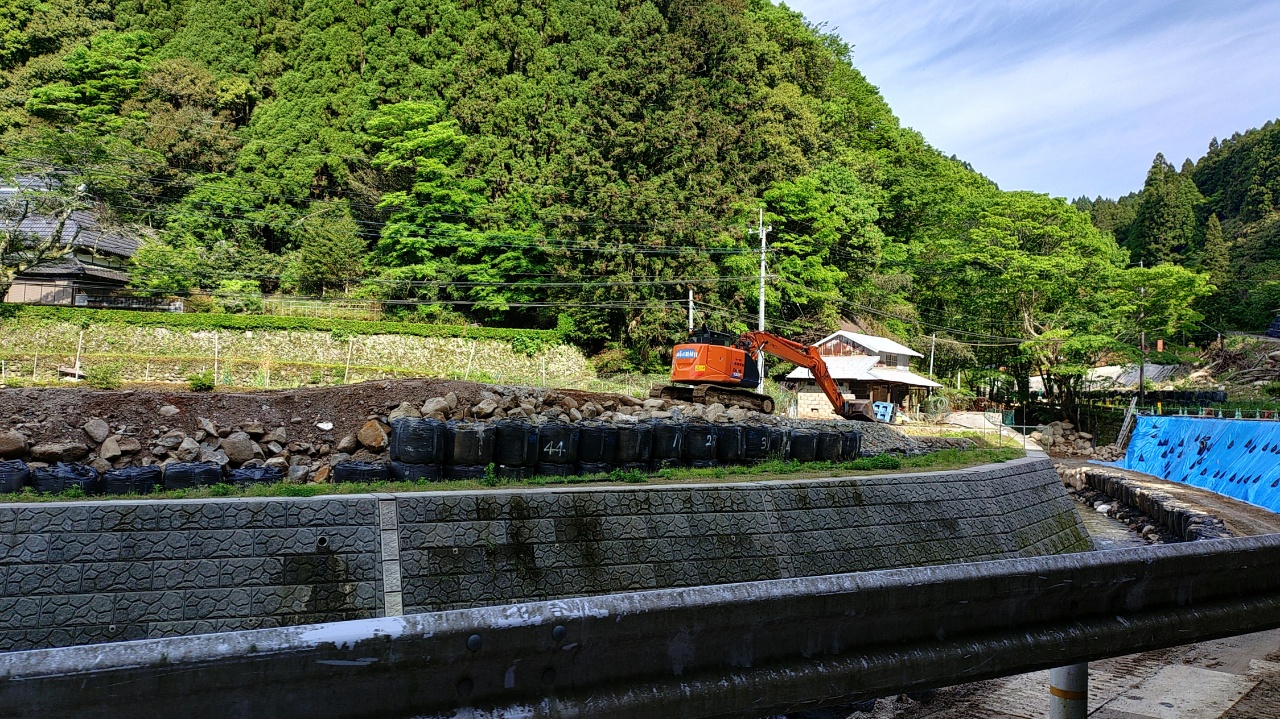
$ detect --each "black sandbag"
[789,429,818,462]
[497,464,529,480]
[689,459,718,469]
[163,462,224,490]
[614,462,649,474]
[445,421,494,466]
[332,461,390,483]
[816,429,843,461]
[578,424,618,464]
[390,418,446,464]
[683,424,718,462]
[0,459,30,493]
[576,461,612,475]
[390,462,441,482]
[648,420,684,461]
[494,421,540,467]
[614,423,653,464]
[33,462,100,494]
[228,465,284,486]
[839,430,862,461]
[715,424,746,464]
[445,464,487,480]
[537,423,580,465]
[534,463,575,477]
[743,426,771,461]
[102,465,161,495]
[768,427,792,459]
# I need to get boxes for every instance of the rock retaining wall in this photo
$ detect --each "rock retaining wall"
[0,456,1087,652]
[1057,464,1231,541]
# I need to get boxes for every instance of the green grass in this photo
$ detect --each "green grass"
[0,447,1025,503]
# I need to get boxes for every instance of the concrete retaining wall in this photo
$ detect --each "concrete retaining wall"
[0,456,1088,652]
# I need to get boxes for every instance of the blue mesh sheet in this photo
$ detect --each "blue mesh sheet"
[1110,416,1280,512]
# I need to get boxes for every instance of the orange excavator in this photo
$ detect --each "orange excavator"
[651,327,877,422]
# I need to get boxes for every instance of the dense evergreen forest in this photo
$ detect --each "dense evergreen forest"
[0,0,1215,404]
[1076,120,1280,333]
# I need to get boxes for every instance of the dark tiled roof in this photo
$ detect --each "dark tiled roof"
[14,256,131,284]
[1,184,141,258]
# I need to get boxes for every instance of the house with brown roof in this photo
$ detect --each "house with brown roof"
[785,330,941,418]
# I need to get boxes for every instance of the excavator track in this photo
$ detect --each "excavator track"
[651,384,775,414]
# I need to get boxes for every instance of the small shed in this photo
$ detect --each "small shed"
[786,330,940,418]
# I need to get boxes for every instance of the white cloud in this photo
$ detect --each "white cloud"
[784,0,1280,198]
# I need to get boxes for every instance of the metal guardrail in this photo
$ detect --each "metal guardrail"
[4,534,1280,719]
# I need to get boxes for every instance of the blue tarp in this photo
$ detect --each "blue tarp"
[1110,416,1280,513]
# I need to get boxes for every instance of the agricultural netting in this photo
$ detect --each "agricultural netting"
[1109,416,1280,512]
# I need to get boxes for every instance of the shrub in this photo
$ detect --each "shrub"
[212,280,264,314]
[187,370,215,391]
[84,362,124,390]
[1266,381,1280,399]
[609,467,647,483]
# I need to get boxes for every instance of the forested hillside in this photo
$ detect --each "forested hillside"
[1077,120,1280,332]
[0,0,1209,402]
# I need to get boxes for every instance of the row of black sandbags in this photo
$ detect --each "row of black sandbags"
[0,459,284,495]
[381,418,862,481]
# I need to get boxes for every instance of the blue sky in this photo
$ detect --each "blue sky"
[783,0,1280,199]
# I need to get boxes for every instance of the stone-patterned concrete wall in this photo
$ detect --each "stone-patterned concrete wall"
[0,457,1086,652]
[397,456,1089,613]
[0,497,381,651]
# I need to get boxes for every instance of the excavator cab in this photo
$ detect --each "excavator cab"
[670,328,761,390]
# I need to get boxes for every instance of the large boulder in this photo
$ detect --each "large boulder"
[175,437,202,462]
[0,431,27,459]
[29,442,89,463]
[357,420,389,450]
[220,432,258,465]
[99,436,122,461]
[82,419,111,444]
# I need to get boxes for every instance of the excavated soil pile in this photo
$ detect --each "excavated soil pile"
[0,379,926,492]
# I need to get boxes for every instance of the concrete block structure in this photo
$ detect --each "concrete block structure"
[0,456,1087,652]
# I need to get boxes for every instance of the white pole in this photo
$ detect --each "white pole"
[928,333,936,377]
[688,288,694,332]
[344,338,354,384]
[74,330,84,377]
[756,208,771,393]
[1049,663,1088,719]
[213,331,220,386]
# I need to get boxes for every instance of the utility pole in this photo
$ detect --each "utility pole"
[1138,261,1146,408]
[750,208,772,393]
[928,333,936,378]
[688,288,694,332]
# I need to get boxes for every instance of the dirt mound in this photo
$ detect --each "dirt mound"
[0,379,924,483]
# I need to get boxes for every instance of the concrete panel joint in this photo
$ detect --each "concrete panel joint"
[376,496,403,617]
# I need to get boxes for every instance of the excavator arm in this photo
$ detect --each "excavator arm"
[737,331,877,422]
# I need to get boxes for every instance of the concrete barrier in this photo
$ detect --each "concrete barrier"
[4,533,1280,719]
[0,456,1086,652]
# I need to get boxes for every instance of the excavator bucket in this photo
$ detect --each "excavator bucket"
[840,400,877,423]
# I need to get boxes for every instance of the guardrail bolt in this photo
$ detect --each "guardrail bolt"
[466,634,483,652]
[551,625,567,641]
[456,678,474,697]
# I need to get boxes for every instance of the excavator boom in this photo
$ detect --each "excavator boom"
[656,327,878,421]
[737,331,876,422]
